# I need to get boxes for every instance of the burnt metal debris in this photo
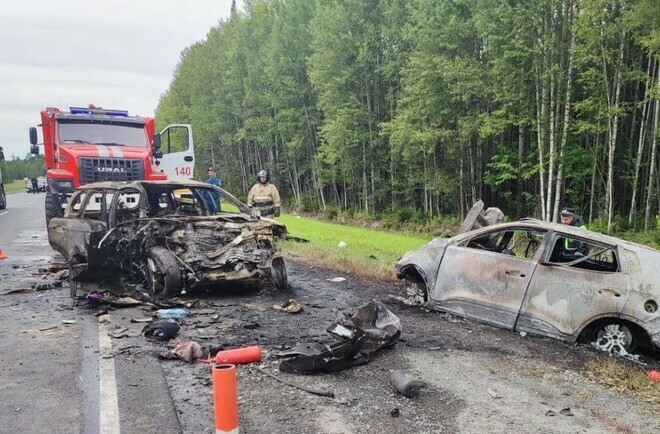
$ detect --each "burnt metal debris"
[389,370,427,398]
[396,202,660,355]
[277,300,401,374]
[47,181,288,299]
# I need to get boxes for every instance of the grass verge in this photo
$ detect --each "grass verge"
[582,357,660,413]
[278,214,429,280]
[4,180,25,193]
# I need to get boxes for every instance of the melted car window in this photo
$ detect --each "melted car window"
[548,237,619,272]
[69,192,87,215]
[81,192,105,220]
[462,228,546,259]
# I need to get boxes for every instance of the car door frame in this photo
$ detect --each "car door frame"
[430,225,549,330]
[157,124,195,181]
[516,231,631,341]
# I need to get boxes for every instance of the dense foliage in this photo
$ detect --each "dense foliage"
[156,0,660,231]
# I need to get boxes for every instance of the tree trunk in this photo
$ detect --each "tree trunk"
[629,57,654,226]
[644,62,660,231]
[536,63,547,220]
[546,72,556,222]
[553,3,576,220]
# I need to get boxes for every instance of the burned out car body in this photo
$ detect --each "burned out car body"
[48,180,287,297]
[396,220,660,353]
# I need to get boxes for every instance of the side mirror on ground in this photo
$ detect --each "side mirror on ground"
[29,127,38,145]
[30,145,39,155]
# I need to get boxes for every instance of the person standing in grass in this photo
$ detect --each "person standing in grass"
[201,167,222,214]
[247,169,281,217]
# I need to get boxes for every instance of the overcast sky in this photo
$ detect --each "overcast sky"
[0,1,232,158]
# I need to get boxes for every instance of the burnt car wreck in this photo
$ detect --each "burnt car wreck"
[48,180,288,298]
[396,206,660,356]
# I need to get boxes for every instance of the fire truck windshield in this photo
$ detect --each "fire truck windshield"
[58,119,149,148]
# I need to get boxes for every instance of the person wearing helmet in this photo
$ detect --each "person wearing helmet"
[247,169,281,217]
[201,167,222,214]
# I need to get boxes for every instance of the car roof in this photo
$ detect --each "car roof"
[455,219,660,255]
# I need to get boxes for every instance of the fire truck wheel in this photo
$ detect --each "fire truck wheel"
[0,187,6,210]
[146,246,183,298]
[45,192,63,223]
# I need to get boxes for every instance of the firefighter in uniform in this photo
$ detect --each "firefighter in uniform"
[247,169,281,217]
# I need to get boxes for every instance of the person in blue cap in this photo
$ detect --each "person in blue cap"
[201,167,222,214]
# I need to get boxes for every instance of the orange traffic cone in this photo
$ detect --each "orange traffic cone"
[213,364,239,434]
[0,249,6,260]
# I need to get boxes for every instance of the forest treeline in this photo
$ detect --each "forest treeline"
[155,0,660,231]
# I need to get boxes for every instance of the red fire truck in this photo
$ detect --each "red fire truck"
[29,105,195,221]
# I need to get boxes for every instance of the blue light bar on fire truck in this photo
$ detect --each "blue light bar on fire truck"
[69,107,129,117]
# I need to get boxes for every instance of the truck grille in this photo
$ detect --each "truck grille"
[79,158,144,184]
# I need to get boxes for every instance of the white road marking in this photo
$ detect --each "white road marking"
[98,322,121,434]
[0,211,8,217]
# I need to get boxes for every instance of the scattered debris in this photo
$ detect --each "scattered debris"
[77,291,105,307]
[54,269,69,281]
[273,299,303,314]
[34,281,61,291]
[142,319,180,341]
[389,370,427,398]
[337,241,348,248]
[0,287,35,295]
[98,314,111,324]
[62,319,76,325]
[327,277,346,283]
[648,371,660,382]
[487,389,502,399]
[38,325,58,332]
[545,410,556,417]
[278,300,401,374]
[390,408,400,418]
[215,346,262,365]
[559,407,574,416]
[130,317,154,324]
[170,341,204,362]
[253,367,335,398]
[156,308,190,320]
[519,331,528,337]
[108,327,136,339]
[109,297,143,308]
[241,302,269,312]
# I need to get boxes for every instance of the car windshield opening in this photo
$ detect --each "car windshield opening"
[58,119,148,148]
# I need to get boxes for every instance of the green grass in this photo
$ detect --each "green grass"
[278,214,429,280]
[4,180,25,193]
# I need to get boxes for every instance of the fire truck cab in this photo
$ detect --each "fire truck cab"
[29,106,195,222]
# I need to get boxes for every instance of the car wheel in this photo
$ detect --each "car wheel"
[593,322,636,355]
[45,192,63,223]
[146,246,183,298]
[0,187,6,210]
[405,279,427,305]
[271,257,288,290]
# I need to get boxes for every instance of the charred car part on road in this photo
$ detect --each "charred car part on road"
[47,180,288,298]
[278,300,402,374]
[396,213,660,356]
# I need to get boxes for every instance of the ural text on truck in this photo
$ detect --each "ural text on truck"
[29,106,195,221]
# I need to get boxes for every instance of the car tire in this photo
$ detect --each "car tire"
[592,322,637,354]
[0,186,6,210]
[271,257,288,290]
[146,246,183,298]
[45,192,63,223]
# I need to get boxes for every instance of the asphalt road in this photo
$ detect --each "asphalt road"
[0,191,181,433]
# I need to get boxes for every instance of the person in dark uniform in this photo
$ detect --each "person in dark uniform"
[558,207,588,259]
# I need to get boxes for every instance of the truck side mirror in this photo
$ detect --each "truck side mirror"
[30,145,40,155]
[152,133,161,150]
[29,127,38,145]
[154,150,163,159]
